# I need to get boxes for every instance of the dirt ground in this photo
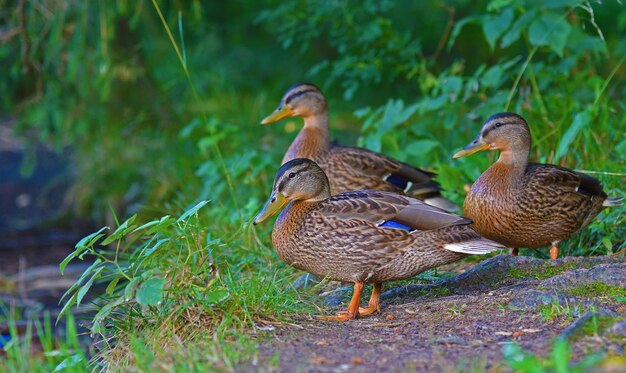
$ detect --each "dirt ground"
[251,255,626,372]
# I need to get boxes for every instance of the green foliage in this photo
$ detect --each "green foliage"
[502,339,603,373]
[54,202,309,369]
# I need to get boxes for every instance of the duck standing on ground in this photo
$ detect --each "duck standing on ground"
[260,83,457,211]
[253,158,505,321]
[453,112,621,259]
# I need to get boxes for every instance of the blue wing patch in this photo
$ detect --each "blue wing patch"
[384,173,409,190]
[379,220,413,231]
[0,333,11,348]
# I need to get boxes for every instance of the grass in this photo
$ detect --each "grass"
[0,311,89,373]
[447,304,467,318]
[537,297,583,322]
[1,200,314,371]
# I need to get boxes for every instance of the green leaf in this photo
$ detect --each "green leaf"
[487,0,515,11]
[132,215,173,234]
[502,342,544,371]
[60,259,103,303]
[177,200,209,222]
[482,8,514,50]
[541,0,582,8]
[528,13,571,56]
[204,290,230,305]
[124,277,142,300]
[53,354,85,372]
[60,226,108,274]
[555,110,591,161]
[136,277,165,306]
[551,339,570,373]
[75,226,109,249]
[601,237,613,251]
[481,65,504,88]
[57,292,78,322]
[501,10,537,48]
[76,266,104,307]
[101,214,138,245]
[447,16,479,50]
[405,140,440,158]
[143,238,169,258]
[106,276,121,295]
[441,77,463,94]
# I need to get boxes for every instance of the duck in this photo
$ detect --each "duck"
[253,158,505,321]
[260,83,457,211]
[453,112,621,259]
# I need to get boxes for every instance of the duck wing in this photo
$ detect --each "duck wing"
[317,190,469,232]
[321,146,458,211]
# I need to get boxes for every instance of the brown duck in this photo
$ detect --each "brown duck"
[453,112,621,259]
[253,158,505,321]
[260,83,457,211]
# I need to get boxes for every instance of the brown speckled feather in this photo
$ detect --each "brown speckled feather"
[265,83,457,211]
[465,162,607,248]
[457,112,619,251]
[254,158,506,319]
[317,146,441,197]
[272,189,502,284]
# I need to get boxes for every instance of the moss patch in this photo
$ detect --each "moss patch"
[568,283,626,299]
[505,259,615,281]
[508,264,573,280]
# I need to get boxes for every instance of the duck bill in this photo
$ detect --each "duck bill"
[452,136,491,159]
[260,105,293,125]
[253,193,289,225]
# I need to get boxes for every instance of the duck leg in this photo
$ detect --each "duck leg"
[357,283,382,316]
[549,245,559,260]
[318,282,364,321]
[510,248,519,256]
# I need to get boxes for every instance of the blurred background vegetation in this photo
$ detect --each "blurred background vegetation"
[1,0,625,370]
[2,0,624,237]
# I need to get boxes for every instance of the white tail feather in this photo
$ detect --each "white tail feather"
[444,239,506,255]
[603,197,622,207]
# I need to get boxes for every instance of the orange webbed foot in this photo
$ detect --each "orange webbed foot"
[317,311,357,322]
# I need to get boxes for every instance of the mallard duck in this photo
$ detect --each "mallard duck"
[253,158,505,321]
[453,112,621,259]
[260,83,457,211]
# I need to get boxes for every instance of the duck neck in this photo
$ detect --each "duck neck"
[493,147,529,184]
[282,113,330,164]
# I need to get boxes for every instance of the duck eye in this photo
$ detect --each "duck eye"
[495,122,503,128]
[288,172,296,179]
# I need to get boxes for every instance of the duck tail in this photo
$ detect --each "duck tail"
[444,238,506,255]
[603,196,623,207]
